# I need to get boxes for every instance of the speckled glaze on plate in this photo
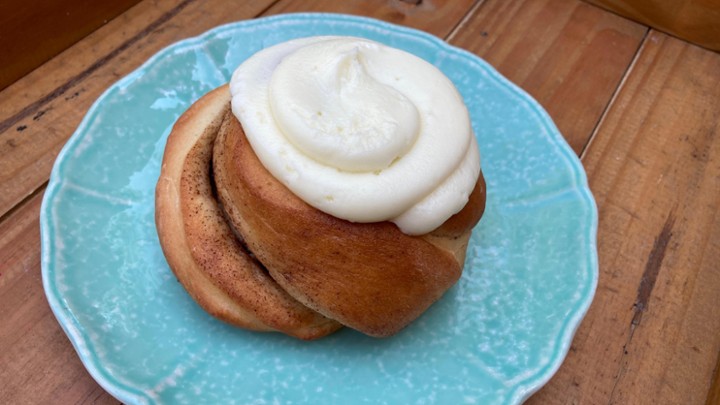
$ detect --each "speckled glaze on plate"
[40,13,598,405]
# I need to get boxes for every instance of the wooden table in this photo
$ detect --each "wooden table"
[2,1,719,403]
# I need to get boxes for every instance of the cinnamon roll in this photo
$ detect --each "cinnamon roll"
[155,36,485,338]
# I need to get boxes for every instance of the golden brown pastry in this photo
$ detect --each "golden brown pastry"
[155,86,341,340]
[213,104,485,337]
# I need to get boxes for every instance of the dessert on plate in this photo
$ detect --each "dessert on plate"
[155,36,486,339]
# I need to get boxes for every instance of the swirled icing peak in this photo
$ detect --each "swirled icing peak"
[230,36,480,235]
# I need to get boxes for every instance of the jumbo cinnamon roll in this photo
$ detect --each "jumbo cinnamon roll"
[155,36,485,338]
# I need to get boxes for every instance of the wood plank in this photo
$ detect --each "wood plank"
[264,0,478,37]
[449,0,647,154]
[0,0,190,124]
[0,0,142,90]
[585,0,720,51]
[528,30,720,404]
[0,192,115,404]
[0,0,277,221]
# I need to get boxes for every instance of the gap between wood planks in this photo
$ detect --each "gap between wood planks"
[0,0,484,229]
[0,180,48,229]
[0,0,198,227]
[0,0,482,136]
[578,25,720,404]
[0,0,193,134]
[445,0,486,43]
[0,0,284,228]
[580,27,649,161]
[576,28,681,405]
[0,0,287,135]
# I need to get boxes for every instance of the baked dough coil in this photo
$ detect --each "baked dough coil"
[156,86,341,340]
[156,85,486,338]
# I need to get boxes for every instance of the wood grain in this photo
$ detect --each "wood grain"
[528,30,720,404]
[0,0,192,125]
[708,350,720,405]
[265,0,478,37]
[449,0,647,154]
[0,192,115,404]
[0,0,277,221]
[0,0,142,90]
[585,0,720,51]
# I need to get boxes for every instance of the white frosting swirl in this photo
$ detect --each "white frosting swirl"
[230,36,480,235]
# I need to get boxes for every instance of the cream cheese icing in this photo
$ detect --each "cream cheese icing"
[230,36,480,235]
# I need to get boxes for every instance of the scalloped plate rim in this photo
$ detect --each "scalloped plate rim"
[40,12,599,405]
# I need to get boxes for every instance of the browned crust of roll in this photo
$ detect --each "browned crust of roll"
[155,85,341,340]
[214,108,486,337]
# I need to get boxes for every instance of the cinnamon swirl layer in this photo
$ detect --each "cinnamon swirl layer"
[155,85,341,340]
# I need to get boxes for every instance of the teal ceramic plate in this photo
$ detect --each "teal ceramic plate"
[41,13,598,405]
